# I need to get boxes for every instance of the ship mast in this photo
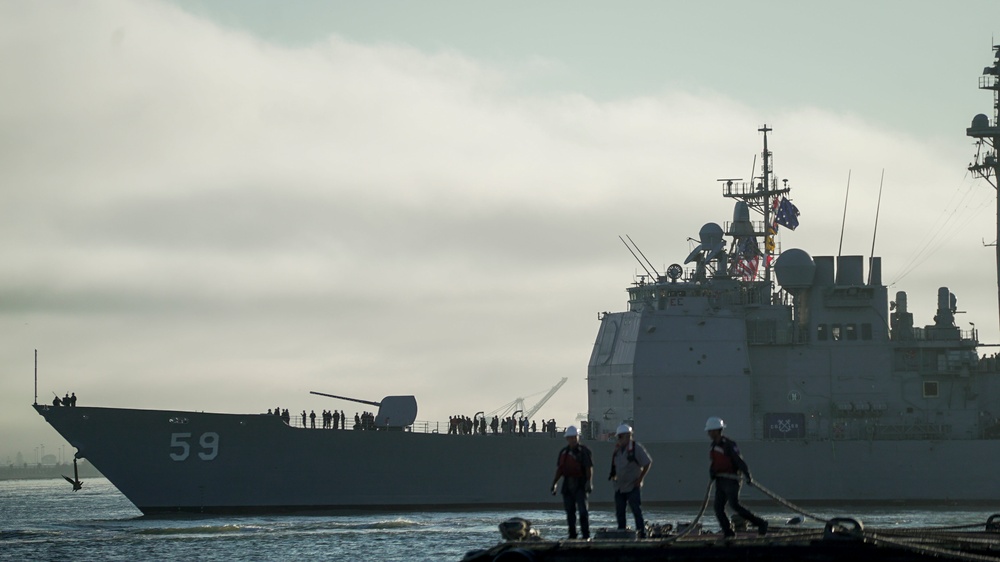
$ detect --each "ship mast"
[721,125,790,287]
[761,126,775,288]
[967,45,1000,334]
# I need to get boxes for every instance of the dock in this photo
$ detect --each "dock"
[463,480,1000,562]
[461,516,1000,561]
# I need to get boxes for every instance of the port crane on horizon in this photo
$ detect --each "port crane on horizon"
[486,377,568,420]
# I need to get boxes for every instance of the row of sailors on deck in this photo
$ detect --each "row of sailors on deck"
[51,392,77,407]
[265,407,373,430]
[981,353,1000,371]
[449,415,562,436]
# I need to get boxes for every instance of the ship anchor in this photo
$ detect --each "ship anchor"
[62,457,83,491]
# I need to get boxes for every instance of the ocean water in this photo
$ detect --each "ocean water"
[1,477,998,561]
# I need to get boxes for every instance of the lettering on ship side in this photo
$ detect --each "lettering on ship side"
[169,432,220,461]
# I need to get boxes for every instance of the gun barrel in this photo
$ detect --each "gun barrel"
[309,391,381,407]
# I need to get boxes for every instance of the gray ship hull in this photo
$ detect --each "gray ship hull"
[35,404,990,514]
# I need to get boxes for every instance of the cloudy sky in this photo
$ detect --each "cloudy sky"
[3,1,999,463]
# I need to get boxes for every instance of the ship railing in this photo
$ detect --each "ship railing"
[703,283,773,307]
[897,327,977,342]
[722,219,768,237]
[828,422,953,440]
[283,416,568,436]
[630,277,778,307]
[407,420,567,437]
[720,177,789,199]
[868,423,952,440]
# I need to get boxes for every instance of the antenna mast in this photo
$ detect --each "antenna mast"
[619,236,655,279]
[967,45,1000,334]
[868,169,885,285]
[626,235,660,278]
[838,170,851,257]
[720,125,791,287]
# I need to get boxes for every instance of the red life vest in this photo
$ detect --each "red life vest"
[710,437,738,475]
[557,446,588,478]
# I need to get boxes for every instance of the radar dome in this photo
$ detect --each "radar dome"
[699,223,724,247]
[972,113,991,129]
[774,248,816,289]
[729,202,754,236]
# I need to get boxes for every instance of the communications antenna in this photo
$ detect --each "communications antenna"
[967,45,1000,333]
[719,125,791,287]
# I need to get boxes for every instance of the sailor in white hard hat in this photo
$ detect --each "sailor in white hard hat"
[551,425,594,539]
[608,423,652,537]
[706,416,768,537]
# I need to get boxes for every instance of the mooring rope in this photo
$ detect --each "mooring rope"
[738,478,1000,560]
[744,478,830,524]
[670,479,715,541]
[867,532,1000,562]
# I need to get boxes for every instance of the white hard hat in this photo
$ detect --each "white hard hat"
[564,425,578,437]
[616,423,633,435]
[705,416,726,431]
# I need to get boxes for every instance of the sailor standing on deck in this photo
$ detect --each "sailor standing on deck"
[706,416,768,537]
[551,425,593,539]
[609,423,652,538]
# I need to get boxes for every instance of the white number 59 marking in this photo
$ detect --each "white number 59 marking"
[197,432,219,460]
[170,432,220,461]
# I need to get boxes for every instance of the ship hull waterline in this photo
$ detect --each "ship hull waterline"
[35,404,995,514]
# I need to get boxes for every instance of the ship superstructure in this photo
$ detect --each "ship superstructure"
[589,126,997,446]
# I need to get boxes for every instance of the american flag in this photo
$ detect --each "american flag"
[730,237,761,281]
[734,254,759,281]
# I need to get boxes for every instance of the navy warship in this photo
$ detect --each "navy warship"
[34,47,1000,513]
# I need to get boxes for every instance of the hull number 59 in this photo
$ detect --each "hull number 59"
[169,432,220,461]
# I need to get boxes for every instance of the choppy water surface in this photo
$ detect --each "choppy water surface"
[1,478,996,561]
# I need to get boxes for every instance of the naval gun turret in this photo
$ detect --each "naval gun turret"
[309,391,417,429]
[925,287,962,341]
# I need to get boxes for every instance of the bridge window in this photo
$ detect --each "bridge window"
[817,324,828,341]
[861,323,873,340]
[845,324,857,341]
[923,381,939,398]
[831,324,842,341]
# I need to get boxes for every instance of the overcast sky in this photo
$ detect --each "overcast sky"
[3,1,1000,463]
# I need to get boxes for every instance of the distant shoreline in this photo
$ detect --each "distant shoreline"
[0,461,103,481]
